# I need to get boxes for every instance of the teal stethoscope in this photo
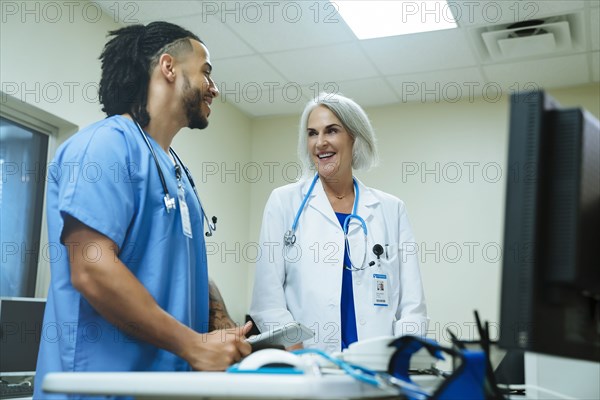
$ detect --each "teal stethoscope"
[284,174,379,271]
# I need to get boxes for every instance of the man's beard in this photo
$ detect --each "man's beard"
[182,74,209,130]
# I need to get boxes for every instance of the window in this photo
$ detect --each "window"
[0,117,49,297]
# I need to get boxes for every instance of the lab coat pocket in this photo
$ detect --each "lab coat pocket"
[375,243,399,268]
[376,243,400,299]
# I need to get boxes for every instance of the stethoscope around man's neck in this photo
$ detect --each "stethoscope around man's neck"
[133,120,217,237]
[284,174,370,271]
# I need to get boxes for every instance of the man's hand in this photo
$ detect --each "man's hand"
[286,342,304,351]
[182,321,253,370]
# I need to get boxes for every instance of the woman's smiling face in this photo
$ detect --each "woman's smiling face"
[307,106,354,179]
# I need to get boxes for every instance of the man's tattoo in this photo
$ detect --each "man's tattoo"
[208,278,236,331]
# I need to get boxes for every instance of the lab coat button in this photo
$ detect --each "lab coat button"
[356,280,362,285]
[359,318,366,325]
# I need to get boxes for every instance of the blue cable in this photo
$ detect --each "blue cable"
[291,348,430,399]
[292,348,380,386]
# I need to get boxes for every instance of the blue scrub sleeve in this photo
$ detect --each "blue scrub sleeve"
[54,123,135,248]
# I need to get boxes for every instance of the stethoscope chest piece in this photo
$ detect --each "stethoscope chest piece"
[164,194,176,212]
[283,230,296,246]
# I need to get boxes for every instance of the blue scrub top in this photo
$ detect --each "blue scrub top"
[335,212,358,350]
[34,116,209,399]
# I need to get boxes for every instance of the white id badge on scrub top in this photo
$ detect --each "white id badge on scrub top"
[372,273,389,307]
[178,185,193,238]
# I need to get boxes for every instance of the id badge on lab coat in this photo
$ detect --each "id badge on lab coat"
[372,273,389,307]
[178,186,193,238]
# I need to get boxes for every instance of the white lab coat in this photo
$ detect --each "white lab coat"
[250,177,429,354]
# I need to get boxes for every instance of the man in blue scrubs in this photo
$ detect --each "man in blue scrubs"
[34,22,252,399]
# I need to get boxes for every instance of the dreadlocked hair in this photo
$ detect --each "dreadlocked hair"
[98,21,202,127]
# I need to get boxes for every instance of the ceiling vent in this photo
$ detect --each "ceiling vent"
[481,16,574,61]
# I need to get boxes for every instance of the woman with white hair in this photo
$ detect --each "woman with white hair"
[250,93,428,353]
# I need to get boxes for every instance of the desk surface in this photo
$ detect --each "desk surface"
[43,371,439,399]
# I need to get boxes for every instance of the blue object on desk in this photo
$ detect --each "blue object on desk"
[387,336,445,383]
[388,335,487,400]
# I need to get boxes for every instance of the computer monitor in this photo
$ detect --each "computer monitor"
[499,90,600,363]
[0,297,46,377]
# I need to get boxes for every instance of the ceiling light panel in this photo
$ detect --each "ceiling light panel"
[332,0,457,39]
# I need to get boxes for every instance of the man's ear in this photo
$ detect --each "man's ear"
[158,53,176,83]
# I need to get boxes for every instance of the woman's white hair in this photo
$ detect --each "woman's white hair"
[297,92,379,176]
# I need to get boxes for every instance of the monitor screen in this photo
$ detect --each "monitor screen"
[499,90,600,362]
[0,297,46,376]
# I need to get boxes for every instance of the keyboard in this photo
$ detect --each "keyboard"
[0,382,33,399]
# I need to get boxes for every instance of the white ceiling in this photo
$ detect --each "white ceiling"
[95,0,600,117]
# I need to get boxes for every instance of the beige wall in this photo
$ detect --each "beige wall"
[0,2,119,128]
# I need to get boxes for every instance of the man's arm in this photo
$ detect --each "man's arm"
[64,216,251,370]
[208,279,236,330]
